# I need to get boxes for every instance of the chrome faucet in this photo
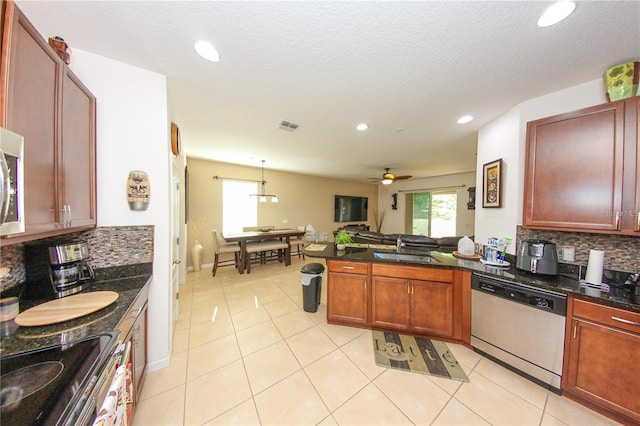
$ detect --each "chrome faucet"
[397,236,403,252]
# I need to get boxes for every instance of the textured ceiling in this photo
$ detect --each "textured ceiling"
[16,1,640,183]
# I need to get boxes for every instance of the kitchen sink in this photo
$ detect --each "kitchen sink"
[373,252,438,263]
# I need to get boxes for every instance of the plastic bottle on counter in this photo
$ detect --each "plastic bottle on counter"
[458,236,475,256]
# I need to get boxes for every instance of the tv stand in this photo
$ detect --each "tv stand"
[344,224,369,231]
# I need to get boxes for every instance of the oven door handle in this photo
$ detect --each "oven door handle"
[115,341,131,368]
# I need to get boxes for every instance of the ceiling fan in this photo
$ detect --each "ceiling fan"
[369,168,412,185]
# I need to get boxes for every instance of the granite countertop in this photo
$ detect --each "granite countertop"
[304,245,640,313]
[0,265,152,357]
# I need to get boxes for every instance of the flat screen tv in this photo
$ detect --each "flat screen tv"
[334,195,368,222]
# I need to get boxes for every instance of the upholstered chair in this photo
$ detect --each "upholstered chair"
[211,230,241,277]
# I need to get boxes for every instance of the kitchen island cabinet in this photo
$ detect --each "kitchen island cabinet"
[562,296,640,424]
[326,257,471,344]
[523,96,639,235]
[372,264,456,338]
[0,1,96,244]
[327,260,370,327]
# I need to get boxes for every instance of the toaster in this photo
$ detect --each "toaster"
[516,240,559,275]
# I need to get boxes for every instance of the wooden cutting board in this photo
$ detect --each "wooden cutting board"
[15,291,119,327]
[452,251,482,260]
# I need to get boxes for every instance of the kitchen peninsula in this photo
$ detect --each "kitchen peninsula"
[304,244,640,424]
[304,244,639,316]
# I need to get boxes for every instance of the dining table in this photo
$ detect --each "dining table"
[222,228,306,274]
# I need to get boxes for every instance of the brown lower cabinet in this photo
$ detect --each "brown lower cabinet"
[116,283,149,417]
[327,259,470,344]
[372,265,455,337]
[562,296,640,424]
[327,260,370,327]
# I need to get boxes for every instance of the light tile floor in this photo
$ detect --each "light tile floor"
[133,257,619,425]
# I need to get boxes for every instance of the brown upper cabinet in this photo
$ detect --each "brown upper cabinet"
[1,2,96,244]
[523,96,639,235]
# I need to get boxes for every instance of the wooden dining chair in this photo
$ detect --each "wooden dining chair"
[211,230,241,277]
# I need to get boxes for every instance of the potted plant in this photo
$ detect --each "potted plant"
[334,229,353,250]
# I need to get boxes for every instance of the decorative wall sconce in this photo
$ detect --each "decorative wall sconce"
[391,193,398,210]
[467,186,476,210]
[127,170,150,211]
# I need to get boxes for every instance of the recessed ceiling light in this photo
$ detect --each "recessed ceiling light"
[194,40,220,62]
[537,1,576,27]
[356,123,369,131]
[457,115,474,124]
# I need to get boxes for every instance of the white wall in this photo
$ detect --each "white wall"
[378,171,476,237]
[475,79,608,253]
[70,49,172,370]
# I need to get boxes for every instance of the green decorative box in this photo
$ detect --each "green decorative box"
[604,61,639,102]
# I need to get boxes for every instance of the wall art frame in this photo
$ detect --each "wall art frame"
[482,159,503,208]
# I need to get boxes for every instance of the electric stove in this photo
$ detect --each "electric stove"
[0,332,119,425]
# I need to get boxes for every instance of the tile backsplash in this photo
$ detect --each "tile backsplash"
[517,226,640,273]
[0,225,154,293]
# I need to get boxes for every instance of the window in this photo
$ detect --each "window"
[408,191,457,237]
[222,180,257,235]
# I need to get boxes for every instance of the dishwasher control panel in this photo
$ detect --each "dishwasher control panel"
[473,274,567,315]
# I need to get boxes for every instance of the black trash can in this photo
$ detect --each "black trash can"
[301,263,325,312]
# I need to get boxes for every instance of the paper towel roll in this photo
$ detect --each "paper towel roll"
[585,250,605,285]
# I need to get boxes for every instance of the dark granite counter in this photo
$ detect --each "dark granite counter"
[0,264,152,357]
[304,245,640,313]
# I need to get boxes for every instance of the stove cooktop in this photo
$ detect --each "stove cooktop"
[0,332,118,425]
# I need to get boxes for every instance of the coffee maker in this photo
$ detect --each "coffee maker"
[24,241,95,299]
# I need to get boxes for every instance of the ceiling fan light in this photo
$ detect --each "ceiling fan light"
[381,178,393,185]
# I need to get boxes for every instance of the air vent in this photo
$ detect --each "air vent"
[278,120,299,132]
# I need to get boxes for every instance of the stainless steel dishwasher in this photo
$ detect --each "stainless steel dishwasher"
[471,272,567,393]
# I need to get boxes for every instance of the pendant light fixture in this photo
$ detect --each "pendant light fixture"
[211,160,279,202]
[250,160,278,203]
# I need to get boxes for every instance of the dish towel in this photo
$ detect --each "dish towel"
[93,364,128,426]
